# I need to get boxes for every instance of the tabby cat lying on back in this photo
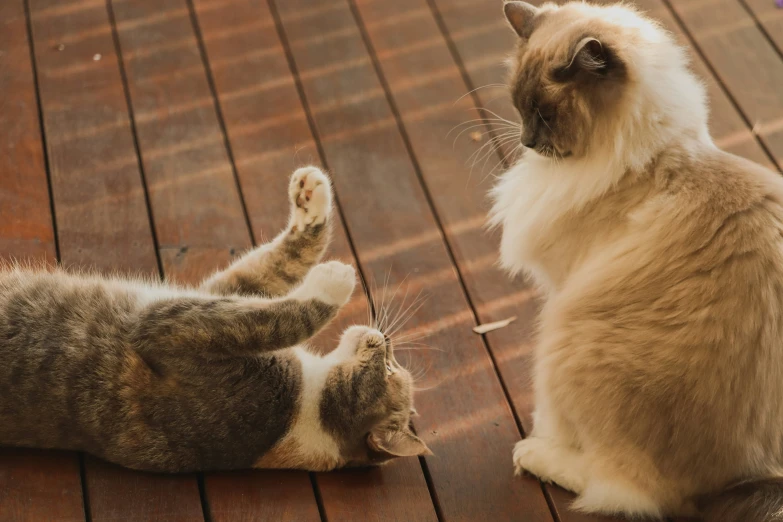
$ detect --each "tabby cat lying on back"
[0,167,429,473]
[493,1,783,521]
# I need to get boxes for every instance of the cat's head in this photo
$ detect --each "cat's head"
[320,325,430,467]
[502,1,708,170]
[257,325,430,472]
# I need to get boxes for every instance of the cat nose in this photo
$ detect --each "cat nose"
[522,138,537,149]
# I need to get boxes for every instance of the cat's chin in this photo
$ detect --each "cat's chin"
[523,147,572,162]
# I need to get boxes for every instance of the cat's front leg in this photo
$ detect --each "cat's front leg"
[513,437,587,494]
[513,388,589,493]
[202,166,333,297]
[136,262,356,362]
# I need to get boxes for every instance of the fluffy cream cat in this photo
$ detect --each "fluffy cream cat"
[491,2,783,520]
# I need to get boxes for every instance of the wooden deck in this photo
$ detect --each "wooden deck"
[0,0,781,520]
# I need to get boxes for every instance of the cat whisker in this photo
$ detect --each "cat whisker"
[471,107,520,127]
[384,290,427,336]
[470,133,519,178]
[466,130,514,167]
[453,83,507,106]
[450,123,520,150]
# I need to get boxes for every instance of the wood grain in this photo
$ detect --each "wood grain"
[275,0,554,519]
[192,0,434,519]
[742,0,783,53]
[84,458,203,522]
[0,449,85,522]
[28,0,159,275]
[110,0,251,284]
[206,471,321,522]
[0,0,57,264]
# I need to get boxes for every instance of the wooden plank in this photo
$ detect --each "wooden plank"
[83,458,203,522]
[274,0,553,520]
[0,449,84,522]
[0,1,57,263]
[0,2,85,521]
[110,0,250,283]
[667,0,783,169]
[741,0,783,79]
[206,471,320,522]
[191,0,434,519]
[27,0,204,519]
[28,0,158,275]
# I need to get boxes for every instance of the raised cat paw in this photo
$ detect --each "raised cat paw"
[293,261,356,307]
[289,166,332,232]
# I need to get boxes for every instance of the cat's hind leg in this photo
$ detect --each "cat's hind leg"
[571,450,666,519]
[202,167,334,297]
[513,438,665,518]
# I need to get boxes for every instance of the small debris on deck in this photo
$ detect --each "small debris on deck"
[469,131,482,142]
[472,316,517,334]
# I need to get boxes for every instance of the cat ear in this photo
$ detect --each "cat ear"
[504,1,539,39]
[555,37,622,82]
[570,37,613,75]
[368,427,432,458]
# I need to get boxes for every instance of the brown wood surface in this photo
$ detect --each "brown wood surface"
[193,0,437,519]
[0,0,57,264]
[274,0,553,519]
[206,470,321,522]
[0,449,84,522]
[84,458,203,522]
[28,0,159,275]
[743,0,783,52]
[667,0,783,170]
[110,0,250,283]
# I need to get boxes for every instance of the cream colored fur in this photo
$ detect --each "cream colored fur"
[493,2,783,518]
